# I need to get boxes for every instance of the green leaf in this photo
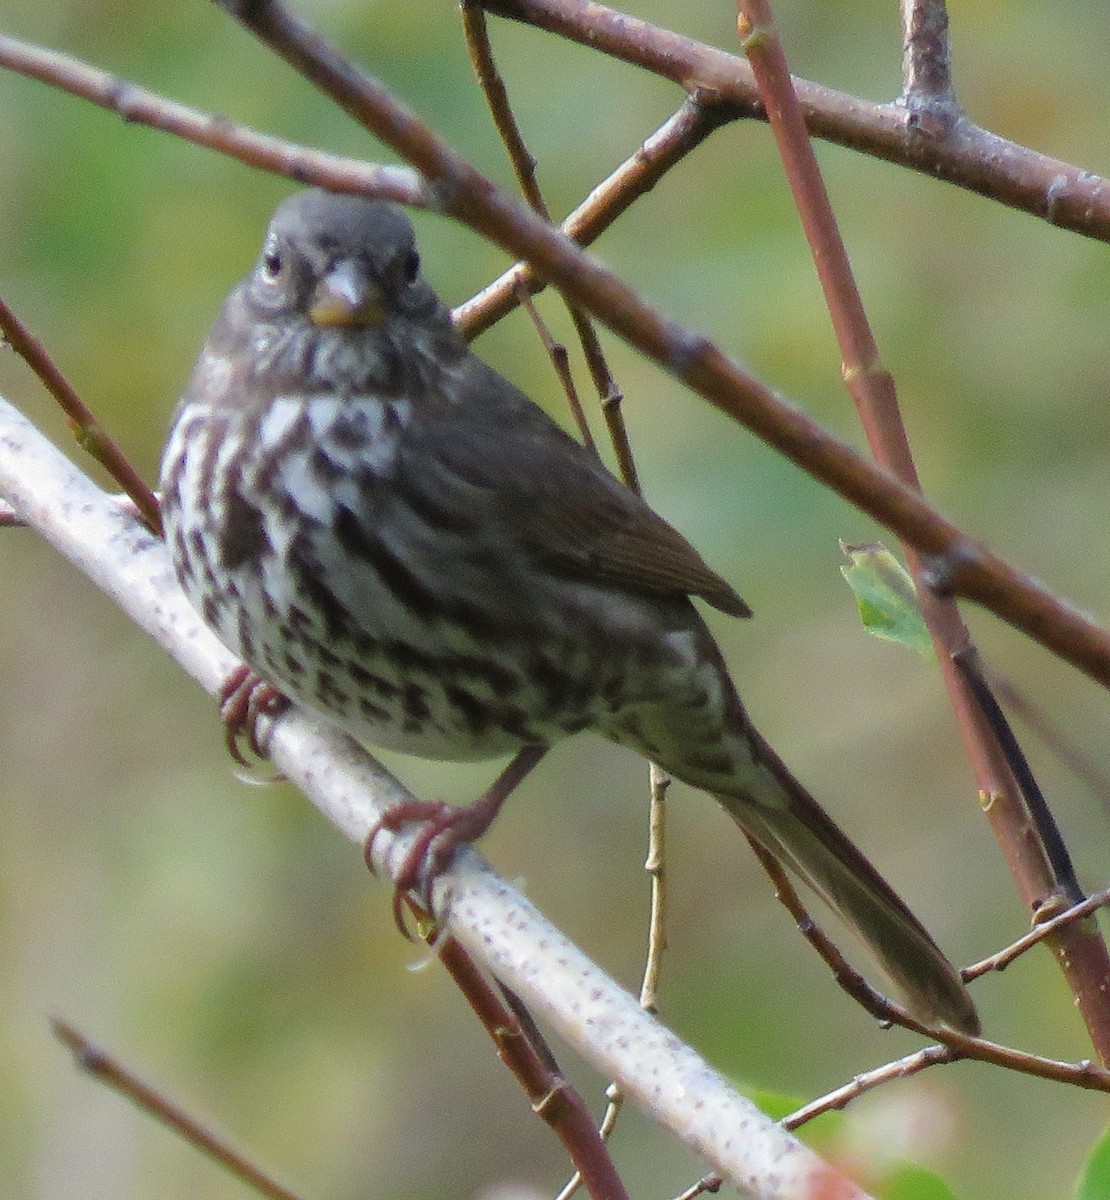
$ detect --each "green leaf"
[879,1161,961,1200]
[1076,1122,1110,1200]
[840,541,935,659]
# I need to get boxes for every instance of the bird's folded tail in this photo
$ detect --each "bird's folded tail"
[709,721,979,1034]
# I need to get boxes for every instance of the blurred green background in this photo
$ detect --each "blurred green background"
[2,2,1109,1197]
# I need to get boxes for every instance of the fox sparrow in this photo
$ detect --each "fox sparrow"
[159,189,978,1034]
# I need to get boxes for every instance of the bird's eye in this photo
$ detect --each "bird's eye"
[261,248,283,279]
[401,247,420,283]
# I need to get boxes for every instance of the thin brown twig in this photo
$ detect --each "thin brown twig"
[555,769,672,1200]
[735,0,1110,1061]
[987,671,1110,808]
[566,309,639,492]
[455,95,728,340]
[0,35,428,208]
[746,841,1110,1092]
[592,350,640,494]
[785,1044,958,1130]
[899,0,958,112]
[481,0,1110,243]
[640,766,671,1015]
[745,838,908,1027]
[51,1018,305,1200]
[554,772,673,1200]
[788,1026,1110,1126]
[964,887,1110,980]
[462,0,640,488]
[432,932,631,1200]
[555,1083,626,1200]
[871,1014,1110,1092]
[953,647,1082,901]
[558,770,673,1199]
[445,22,673,1166]
[0,295,161,536]
[672,1176,723,1200]
[462,27,664,1181]
[515,286,598,452]
[461,0,547,213]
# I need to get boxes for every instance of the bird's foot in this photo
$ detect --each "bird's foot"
[219,664,290,766]
[365,795,506,938]
[365,744,548,938]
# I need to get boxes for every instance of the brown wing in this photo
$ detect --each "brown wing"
[520,485,751,617]
[432,353,751,618]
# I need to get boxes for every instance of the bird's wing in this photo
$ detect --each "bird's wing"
[519,482,751,618]
[434,360,751,619]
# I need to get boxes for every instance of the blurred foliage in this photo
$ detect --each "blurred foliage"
[1,2,1109,1199]
[1077,1124,1110,1200]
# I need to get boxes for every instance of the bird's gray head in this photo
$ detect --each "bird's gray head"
[243,189,441,330]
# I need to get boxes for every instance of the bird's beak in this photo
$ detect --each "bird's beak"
[309,262,385,328]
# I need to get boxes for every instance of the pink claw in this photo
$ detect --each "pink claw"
[218,665,290,765]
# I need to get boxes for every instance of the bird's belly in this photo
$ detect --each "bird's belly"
[164,455,701,763]
[330,716,523,761]
[180,547,626,762]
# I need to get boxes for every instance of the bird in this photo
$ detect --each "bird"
[159,188,979,1035]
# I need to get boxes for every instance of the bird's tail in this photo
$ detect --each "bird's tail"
[625,627,979,1034]
[709,718,979,1035]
